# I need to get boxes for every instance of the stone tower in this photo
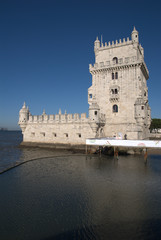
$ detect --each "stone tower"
[88,27,151,139]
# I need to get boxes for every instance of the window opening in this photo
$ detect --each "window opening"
[113,105,118,113]
[115,89,118,94]
[113,57,118,64]
[95,111,97,115]
[111,88,118,94]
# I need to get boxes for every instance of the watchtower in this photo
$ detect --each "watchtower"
[88,27,151,139]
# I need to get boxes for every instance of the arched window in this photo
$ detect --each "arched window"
[115,89,118,94]
[111,87,119,95]
[113,57,118,64]
[113,104,118,113]
[112,72,118,80]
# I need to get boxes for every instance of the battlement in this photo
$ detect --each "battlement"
[28,112,88,124]
[94,27,139,52]
[98,37,133,51]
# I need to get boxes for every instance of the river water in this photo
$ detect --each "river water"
[0,131,161,240]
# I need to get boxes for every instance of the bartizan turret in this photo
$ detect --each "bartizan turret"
[89,99,100,135]
[18,102,29,133]
[131,26,139,43]
[94,37,100,52]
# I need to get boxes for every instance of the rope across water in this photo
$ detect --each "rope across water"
[0,154,85,175]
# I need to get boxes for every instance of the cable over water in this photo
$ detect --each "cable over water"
[0,154,85,174]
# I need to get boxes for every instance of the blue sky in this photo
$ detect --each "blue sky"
[0,0,161,130]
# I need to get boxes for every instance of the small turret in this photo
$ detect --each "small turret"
[94,37,100,51]
[131,26,139,43]
[88,99,100,135]
[18,102,29,133]
[89,101,100,122]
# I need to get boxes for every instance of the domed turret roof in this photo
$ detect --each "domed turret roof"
[132,26,138,33]
[19,102,29,113]
[95,36,100,43]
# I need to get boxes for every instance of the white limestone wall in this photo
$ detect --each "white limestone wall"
[23,121,95,145]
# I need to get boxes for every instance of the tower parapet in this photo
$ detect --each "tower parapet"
[24,110,89,124]
[93,27,140,52]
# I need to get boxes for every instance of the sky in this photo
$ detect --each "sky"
[0,0,161,130]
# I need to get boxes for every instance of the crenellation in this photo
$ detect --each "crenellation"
[29,115,33,122]
[67,114,73,121]
[26,112,89,125]
[55,114,60,122]
[74,113,80,121]
[60,114,66,122]
[39,115,43,122]
[98,37,134,51]
[81,113,86,120]
[49,114,54,122]
[34,115,38,122]
[44,114,48,122]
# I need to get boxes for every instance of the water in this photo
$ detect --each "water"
[0,131,161,240]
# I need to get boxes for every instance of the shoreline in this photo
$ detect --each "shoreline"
[20,141,161,155]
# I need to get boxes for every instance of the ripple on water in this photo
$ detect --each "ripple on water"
[0,155,161,240]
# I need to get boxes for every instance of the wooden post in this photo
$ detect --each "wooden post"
[86,145,87,155]
[114,147,119,160]
[144,148,148,163]
[99,146,101,157]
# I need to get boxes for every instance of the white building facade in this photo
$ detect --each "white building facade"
[19,28,151,146]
